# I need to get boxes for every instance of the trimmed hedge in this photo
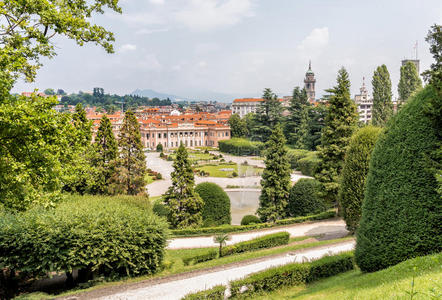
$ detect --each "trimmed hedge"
[182,249,218,266]
[338,126,382,233]
[230,252,354,298]
[240,215,261,225]
[356,86,441,273]
[288,178,327,217]
[181,285,226,300]
[195,182,231,226]
[298,152,320,176]
[0,195,169,279]
[286,149,310,169]
[218,138,264,156]
[171,210,336,236]
[221,232,290,257]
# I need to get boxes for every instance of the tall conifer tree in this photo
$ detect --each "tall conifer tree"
[257,124,291,222]
[92,115,118,194]
[164,143,204,228]
[398,61,422,108]
[315,67,358,205]
[111,110,147,195]
[372,65,393,126]
[285,87,310,148]
[251,88,283,142]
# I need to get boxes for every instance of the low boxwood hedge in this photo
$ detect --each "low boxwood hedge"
[171,210,336,237]
[230,252,354,298]
[182,249,218,266]
[240,215,261,225]
[221,232,289,257]
[181,285,226,300]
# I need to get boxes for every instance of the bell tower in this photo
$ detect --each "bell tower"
[304,60,316,103]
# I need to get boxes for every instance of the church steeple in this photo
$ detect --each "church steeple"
[304,60,316,102]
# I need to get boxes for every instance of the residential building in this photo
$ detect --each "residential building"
[231,98,263,118]
[354,78,373,124]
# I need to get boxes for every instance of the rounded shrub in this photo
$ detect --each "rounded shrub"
[338,126,382,233]
[156,143,163,152]
[288,178,326,217]
[241,215,261,225]
[355,86,441,273]
[195,182,231,226]
[0,195,169,280]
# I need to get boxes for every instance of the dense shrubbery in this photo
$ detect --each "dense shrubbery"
[182,249,218,266]
[298,152,320,176]
[195,182,231,226]
[240,215,261,225]
[229,252,354,297]
[356,87,441,272]
[221,232,289,257]
[286,149,310,169]
[182,285,226,300]
[152,198,170,218]
[0,195,169,281]
[171,210,336,236]
[338,126,382,233]
[218,138,264,156]
[288,179,327,217]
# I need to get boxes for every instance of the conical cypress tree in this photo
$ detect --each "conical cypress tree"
[92,115,118,194]
[398,61,422,108]
[257,124,291,222]
[315,67,358,205]
[285,87,310,148]
[372,65,393,126]
[111,110,147,195]
[164,143,204,228]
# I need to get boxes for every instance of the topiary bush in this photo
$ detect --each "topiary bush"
[240,214,261,225]
[288,178,327,217]
[195,182,231,226]
[156,143,163,152]
[338,126,382,233]
[220,232,289,257]
[0,195,169,282]
[218,138,264,156]
[355,86,441,273]
[298,152,321,176]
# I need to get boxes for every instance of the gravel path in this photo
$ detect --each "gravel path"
[96,240,355,300]
[167,219,347,249]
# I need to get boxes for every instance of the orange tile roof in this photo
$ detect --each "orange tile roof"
[233,98,264,103]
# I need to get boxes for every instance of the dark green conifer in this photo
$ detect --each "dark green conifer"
[285,87,309,148]
[371,65,393,126]
[398,61,422,108]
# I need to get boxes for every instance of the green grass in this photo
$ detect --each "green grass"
[145,173,156,184]
[196,163,263,177]
[169,151,217,163]
[251,252,442,300]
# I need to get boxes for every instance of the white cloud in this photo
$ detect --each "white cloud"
[197,61,208,68]
[135,28,169,35]
[174,0,254,31]
[119,44,137,52]
[297,27,329,58]
[139,54,163,71]
[150,0,165,4]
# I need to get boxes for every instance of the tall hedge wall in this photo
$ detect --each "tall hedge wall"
[195,182,231,226]
[355,86,441,272]
[0,195,169,279]
[218,138,264,156]
[338,126,382,233]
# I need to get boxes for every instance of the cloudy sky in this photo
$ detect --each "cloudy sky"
[12,0,442,101]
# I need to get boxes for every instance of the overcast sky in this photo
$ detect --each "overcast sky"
[12,0,442,100]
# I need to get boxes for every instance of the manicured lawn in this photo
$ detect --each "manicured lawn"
[196,163,263,177]
[168,151,218,162]
[251,252,442,300]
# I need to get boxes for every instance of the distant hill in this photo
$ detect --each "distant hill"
[131,89,184,101]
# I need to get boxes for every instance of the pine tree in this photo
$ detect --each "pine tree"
[398,61,422,108]
[285,87,310,148]
[257,124,291,222]
[372,65,393,126]
[164,143,204,228]
[315,67,358,205]
[228,113,248,137]
[92,115,118,194]
[111,110,147,195]
[251,88,283,142]
[305,103,327,151]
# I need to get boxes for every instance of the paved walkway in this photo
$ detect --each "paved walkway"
[95,241,355,300]
[167,219,347,249]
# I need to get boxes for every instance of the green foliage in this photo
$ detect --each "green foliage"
[228,113,248,138]
[286,149,310,169]
[218,138,264,156]
[156,143,164,152]
[315,67,358,205]
[288,178,326,217]
[298,152,321,176]
[182,249,218,266]
[229,252,354,298]
[214,233,231,257]
[44,88,55,95]
[171,210,336,236]
[0,195,169,279]
[338,126,382,233]
[285,87,310,148]
[398,61,422,108]
[221,232,289,257]
[372,65,393,126]
[152,198,170,218]
[181,285,226,300]
[110,110,147,195]
[240,215,261,225]
[356,86,441,272]
[0,0,121,97]
[258,125,291,222]
[164,143,204,228]
[305,103,327,151]
[195,182,231,226]
[251,88,283,142]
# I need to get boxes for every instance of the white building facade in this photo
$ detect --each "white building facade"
[354,78,373,124]
[231,98,263,118]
